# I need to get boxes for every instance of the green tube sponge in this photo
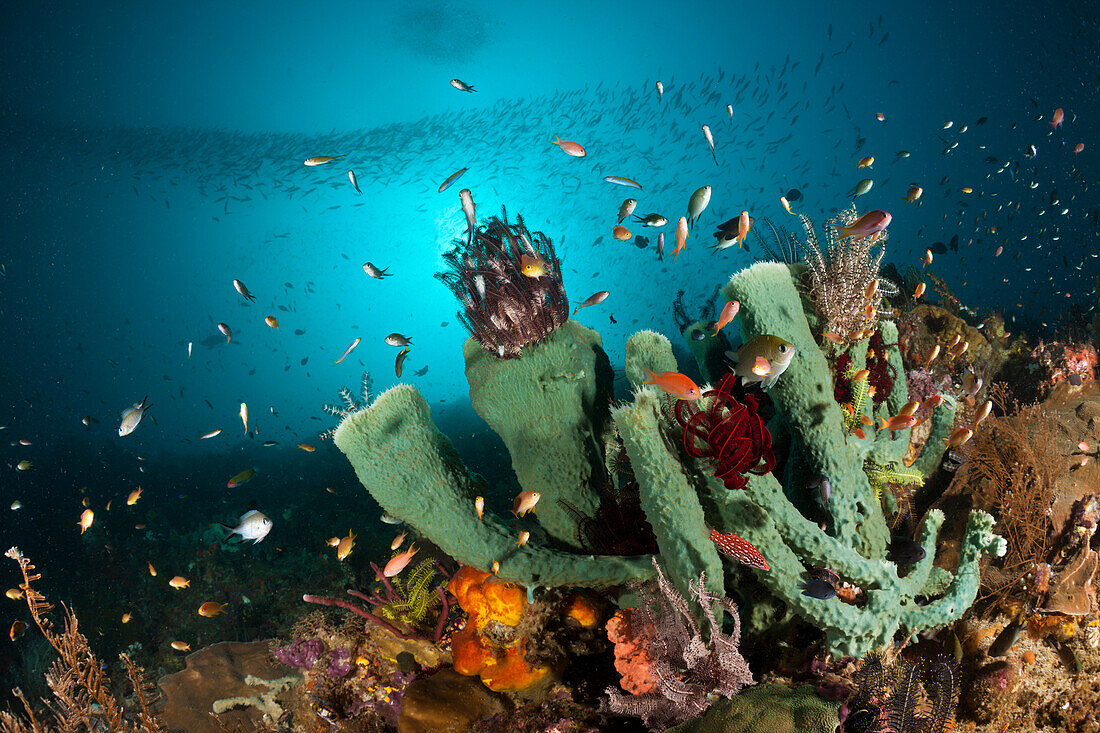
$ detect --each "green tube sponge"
[722,262,889,558]
[613,388,725,608]
[333,383,654,588]
[464,319,611,548]
[666,684,840,733]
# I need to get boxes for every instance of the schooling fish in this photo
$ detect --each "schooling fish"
[573,290,609,315]
[450,78,476,92]
[727,335,797,390]
[336,531,356,561]
[673,216,688,259]
[617,198,637,223]
[439,167,468,193]
[220,509,272,543]
[227,468,255,489]
[850,179,873,198]
[829,210,891,240]
[303,155,343,166]
[384,544,419,577]
[641,368,701,401]
[687,186,711,229]
[118,396,151,437]
[701,124,717,166]
[634,212,668,227]
[217,323,232,343]
[551,136,586,157]
[334,337,362,364]
[233,279,255,302]
[459,188,476,232]
[348,170,361,194]
[264,316,279,329]
[197,601,227,617]
[655,80,664,101]
[362,262,391,279]
[711,300,740,336]
[604,176,642,189]
[385,333,412,347]
[240,402,248,434]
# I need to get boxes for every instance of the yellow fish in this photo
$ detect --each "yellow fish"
[5,588,23,600]
[169,576,190,589]
[239,402,248,434]
[197,601,227,617]
[337,531,356,561]
[121,613,132,624]
[171,640,191,651]
[78,509,95,534]
[520,253,549,278]
[126,487,142,505]
[264,316,280,329]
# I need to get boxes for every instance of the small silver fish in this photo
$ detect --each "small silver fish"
[459,189,476,233]
[233,279,255,302]
[450,78,476,93]
[385,333,412,347]
[617,198,637,224]
[850,179,873,198]
[687,186,712,228]
[655,80,664,101]
[219,510,272,544]
[118,397,151,437]
[657,232,665,260]
[572,290,609,315]
[348,170,361,194]
[362,262,391,279]
[701,124,717,166]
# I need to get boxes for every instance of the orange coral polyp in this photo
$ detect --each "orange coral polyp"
[565,593,599,628]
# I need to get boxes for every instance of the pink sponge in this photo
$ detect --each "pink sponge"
[606,609,657,695]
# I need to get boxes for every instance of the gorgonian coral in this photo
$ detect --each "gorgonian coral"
[674,372,775,490]
[436,207,568,359]
[799,204,898,343]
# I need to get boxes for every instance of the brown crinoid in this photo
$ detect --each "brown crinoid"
[436,207,568,359]
[799,204,898,342]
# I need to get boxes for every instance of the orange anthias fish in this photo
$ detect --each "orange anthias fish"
[551,136,586,157]
[337,531,356,561]
[78,509,94,534]
[391,532,407,551]
[169,576,190,589]
[674,216,688,259]
[613,225,632,241]
[1050,107,1064,129]
[170,641,191,651]
[735,210,752,247]
[197,602,227,617]
[944,427,974,449]
[297,443,316,452]
[474,496,485,519]
[513,491,541,517]
[879,414,920,432]
[857,156,874,169]
[830,210,892,241]
[126,487,142,505]
[383,544,419,578]
[264,316,280,330]
[711,300,740,336]
[641,368,701,400]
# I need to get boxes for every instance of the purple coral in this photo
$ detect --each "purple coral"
[275,637,323,670]
[326,648,353,678]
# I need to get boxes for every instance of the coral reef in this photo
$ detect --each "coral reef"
[3,547,168,733]
[604,561,753,731]
[711,261,1005,656]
